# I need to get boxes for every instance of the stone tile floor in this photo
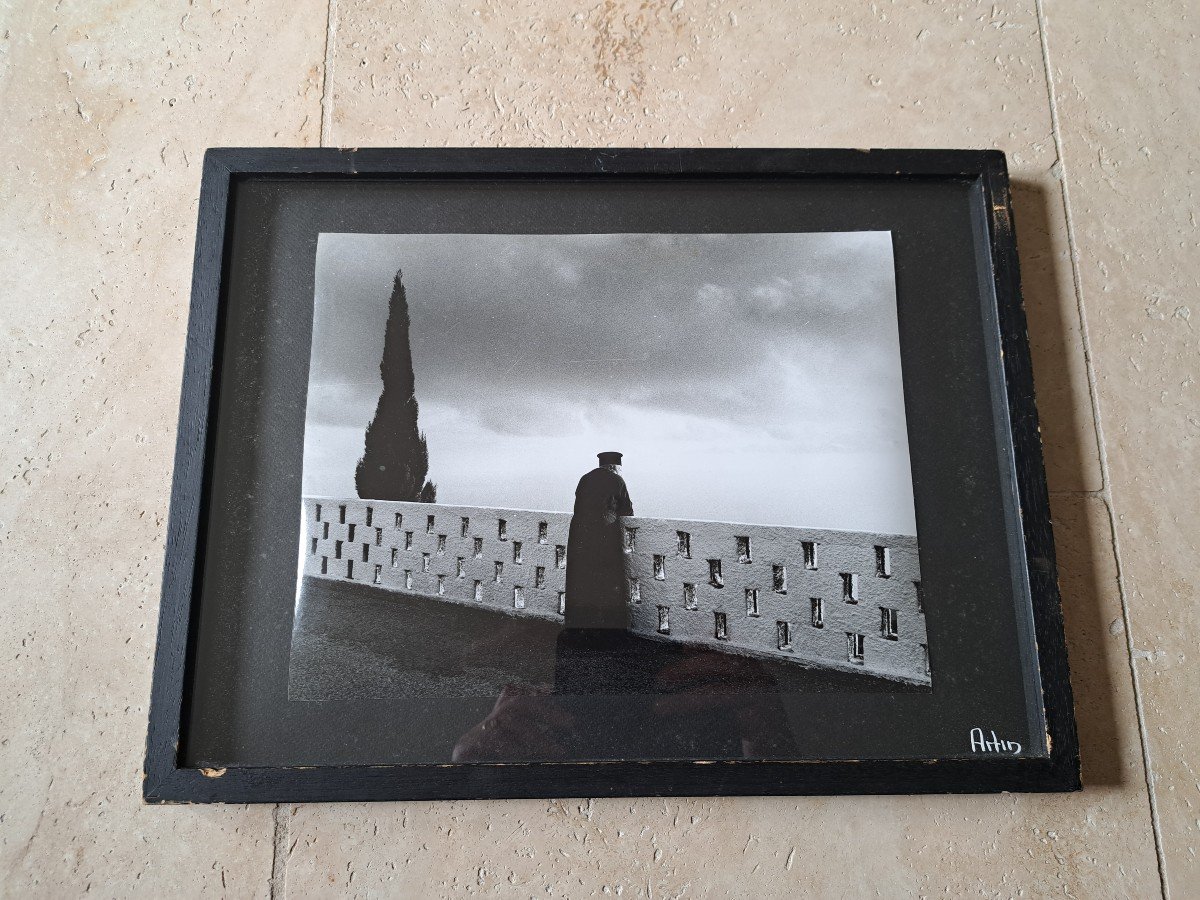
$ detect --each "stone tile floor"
[0,1,1194,896]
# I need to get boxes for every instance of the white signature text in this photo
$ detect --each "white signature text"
[969,727,1022,755]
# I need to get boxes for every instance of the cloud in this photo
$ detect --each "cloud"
[402,235,893,431]
[303,231,916,533]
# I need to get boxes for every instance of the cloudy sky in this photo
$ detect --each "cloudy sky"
[303,231,917,535]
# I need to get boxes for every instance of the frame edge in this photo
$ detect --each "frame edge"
[143,150,235,800]
[979,153,1081,791]
[143,147,1081,802]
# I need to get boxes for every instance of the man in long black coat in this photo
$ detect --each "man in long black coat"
[563,451,634,630]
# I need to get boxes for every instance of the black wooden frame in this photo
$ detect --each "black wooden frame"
[144,148,1079,803]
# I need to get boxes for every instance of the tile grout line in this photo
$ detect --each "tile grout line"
[319,0,338,148]
[272,0,337,889]
[1033,1,1169,897]
[269,803,290,900]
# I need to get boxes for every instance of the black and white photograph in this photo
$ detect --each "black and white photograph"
[290,229,929,759]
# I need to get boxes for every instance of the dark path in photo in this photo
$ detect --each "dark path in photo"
[289,576,921,701]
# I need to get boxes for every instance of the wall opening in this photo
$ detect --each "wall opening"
[315,503,322,522]
[365,506,373,527]
[657,606,670,635]
[494,561,503,583]
[557,591,566,615]
[535,566,546,589]
[513,586,525,609]
[347,523,356,542]
[404,531,413,550]
[391,547,398,568]
[334,540,343,559]
[404,570,413,590]
[361,543,369,562]
[777,620,792,650]
[875,545,892,578]
[426,514,435,534]
[683,583,697,610]
[310,537,318,556]
[375,527,383,547]
[708,559,724,588]
[498,519,507,541]
[437,574,445,596]
[914,580,924,613]
[394,512,402,530]
[538,522,548,544]
[629,578,641,603]
[653,554,666,580]
[810,597,824,628]
[512,541,523,564]
[625,527,637,552]
[745,588,760,617]
[373,564,382,585]
[320,556,328,575]
[880,607,899,640]
[555,545,566,569]
[841,572,859,603]
[456,557,465,578]
[802,541,817,570]
[846,632,865,664]
[772,564,787,594]
[437,534,447,555]
[714,611,728,640]
[345,559,354,579]
[736,535,752,563]
[460,516,470,537]
[421,552,430,572]
[339,504,346,524]
[323,522,329,540]
[473,580,483,601]
[676,530,691,558]
[473,537,484,559]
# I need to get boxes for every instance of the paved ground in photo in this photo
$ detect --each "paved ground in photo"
[288,575,919,701]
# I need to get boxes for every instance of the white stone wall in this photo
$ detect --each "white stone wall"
[303,497,572,623]
[302,497,929,685]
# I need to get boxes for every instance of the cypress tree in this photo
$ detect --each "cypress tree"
[355,270,437,502]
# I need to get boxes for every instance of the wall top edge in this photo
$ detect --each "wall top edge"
[300,496,919,545]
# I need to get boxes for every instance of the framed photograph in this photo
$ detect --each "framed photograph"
[145,148,1079,803]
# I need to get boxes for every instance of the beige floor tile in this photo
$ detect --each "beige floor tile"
[0,1,324,895]
[1044,0,1200,892]
[279,495,1156,897]
[323,0,1102,494]
[325,0,1054,159]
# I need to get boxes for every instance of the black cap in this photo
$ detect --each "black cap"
[597,451,623,466]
